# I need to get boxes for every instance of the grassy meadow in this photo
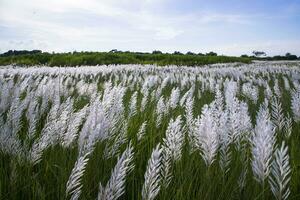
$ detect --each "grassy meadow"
[0,62,300,200]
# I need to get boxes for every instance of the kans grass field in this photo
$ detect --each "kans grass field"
[0,62,300,200]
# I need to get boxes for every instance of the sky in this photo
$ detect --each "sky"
[0,0,300,56]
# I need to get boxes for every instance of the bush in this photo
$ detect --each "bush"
[0,51,251,66]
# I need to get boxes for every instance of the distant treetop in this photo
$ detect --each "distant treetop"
[252,51,267,57]
[0,50,42,57]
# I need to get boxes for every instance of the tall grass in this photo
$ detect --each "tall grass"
[0,62,300,200]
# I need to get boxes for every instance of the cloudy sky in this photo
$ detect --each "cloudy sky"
[1,0,300,56]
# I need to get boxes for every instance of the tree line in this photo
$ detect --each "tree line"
[0,49,298,67]
[241,51,299,61]
[0,50,250,66]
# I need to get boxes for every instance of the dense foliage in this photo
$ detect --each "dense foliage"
[0,51,251,66]
[0,62,300,200]
[0,50,42,57]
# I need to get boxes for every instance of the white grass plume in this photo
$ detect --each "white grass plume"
[269,141,291,200]
[98,143,134,200]
[274,79,281,98]
[283,115,292,139]
[155,96,166,128]
[271,96,285,132]
[142,144,162,200]
[137,121,147,141]
[291,88,300,122]
[168,87,180,109]
[140,90,149,112]
[194,105,218,166]
[185,97,195,153]
[66,153,90,200]
[63,105,88,148]
[160,115,184,187]
[219,112,231,174]
[162,116,184,161]
[129,91,138,118]
[104,121,128,159]
[161,146,172,188]
[251,103,275,184]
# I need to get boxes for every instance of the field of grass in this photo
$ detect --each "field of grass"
[0,51,251,67]
[0,62,300,200]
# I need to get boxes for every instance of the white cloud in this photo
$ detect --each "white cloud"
[215,40,300,56]
[0,0,299,55]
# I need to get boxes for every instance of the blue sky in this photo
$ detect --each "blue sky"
[0,0,300,56]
